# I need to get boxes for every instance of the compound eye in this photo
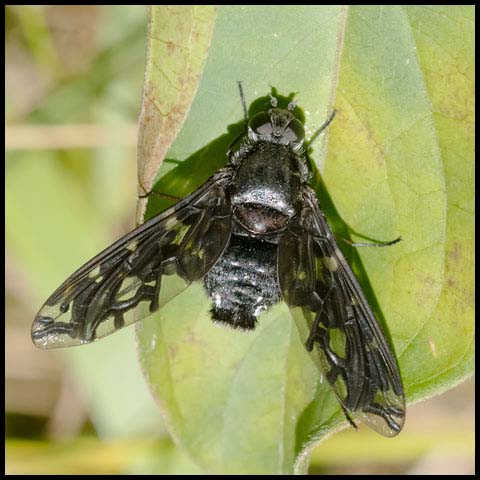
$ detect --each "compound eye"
[249,112,273,135]
[283,118,305,143]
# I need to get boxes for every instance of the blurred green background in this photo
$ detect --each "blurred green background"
[5,5,474,475]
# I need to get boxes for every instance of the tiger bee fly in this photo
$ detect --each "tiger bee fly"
[32,87,405,437]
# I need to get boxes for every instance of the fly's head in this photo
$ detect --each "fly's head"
[247,95,305,151]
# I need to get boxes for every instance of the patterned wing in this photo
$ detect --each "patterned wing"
[278,187,405,436]
[32,169,233,349]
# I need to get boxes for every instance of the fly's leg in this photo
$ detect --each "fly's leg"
[338,236,402,248]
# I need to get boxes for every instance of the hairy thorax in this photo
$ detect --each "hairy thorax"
[231,142,302,235]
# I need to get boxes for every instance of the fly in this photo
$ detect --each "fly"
[32,84,406,436]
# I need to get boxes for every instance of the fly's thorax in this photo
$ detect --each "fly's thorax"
[230,141,302,235]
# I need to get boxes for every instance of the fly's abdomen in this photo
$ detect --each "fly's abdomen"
[203,235,281,330]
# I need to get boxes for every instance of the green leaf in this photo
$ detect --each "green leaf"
[136,5,474,475]
[136,5,217,222]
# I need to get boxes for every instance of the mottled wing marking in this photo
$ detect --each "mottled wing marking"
[32,170,233,349]
[278,186,405,436]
